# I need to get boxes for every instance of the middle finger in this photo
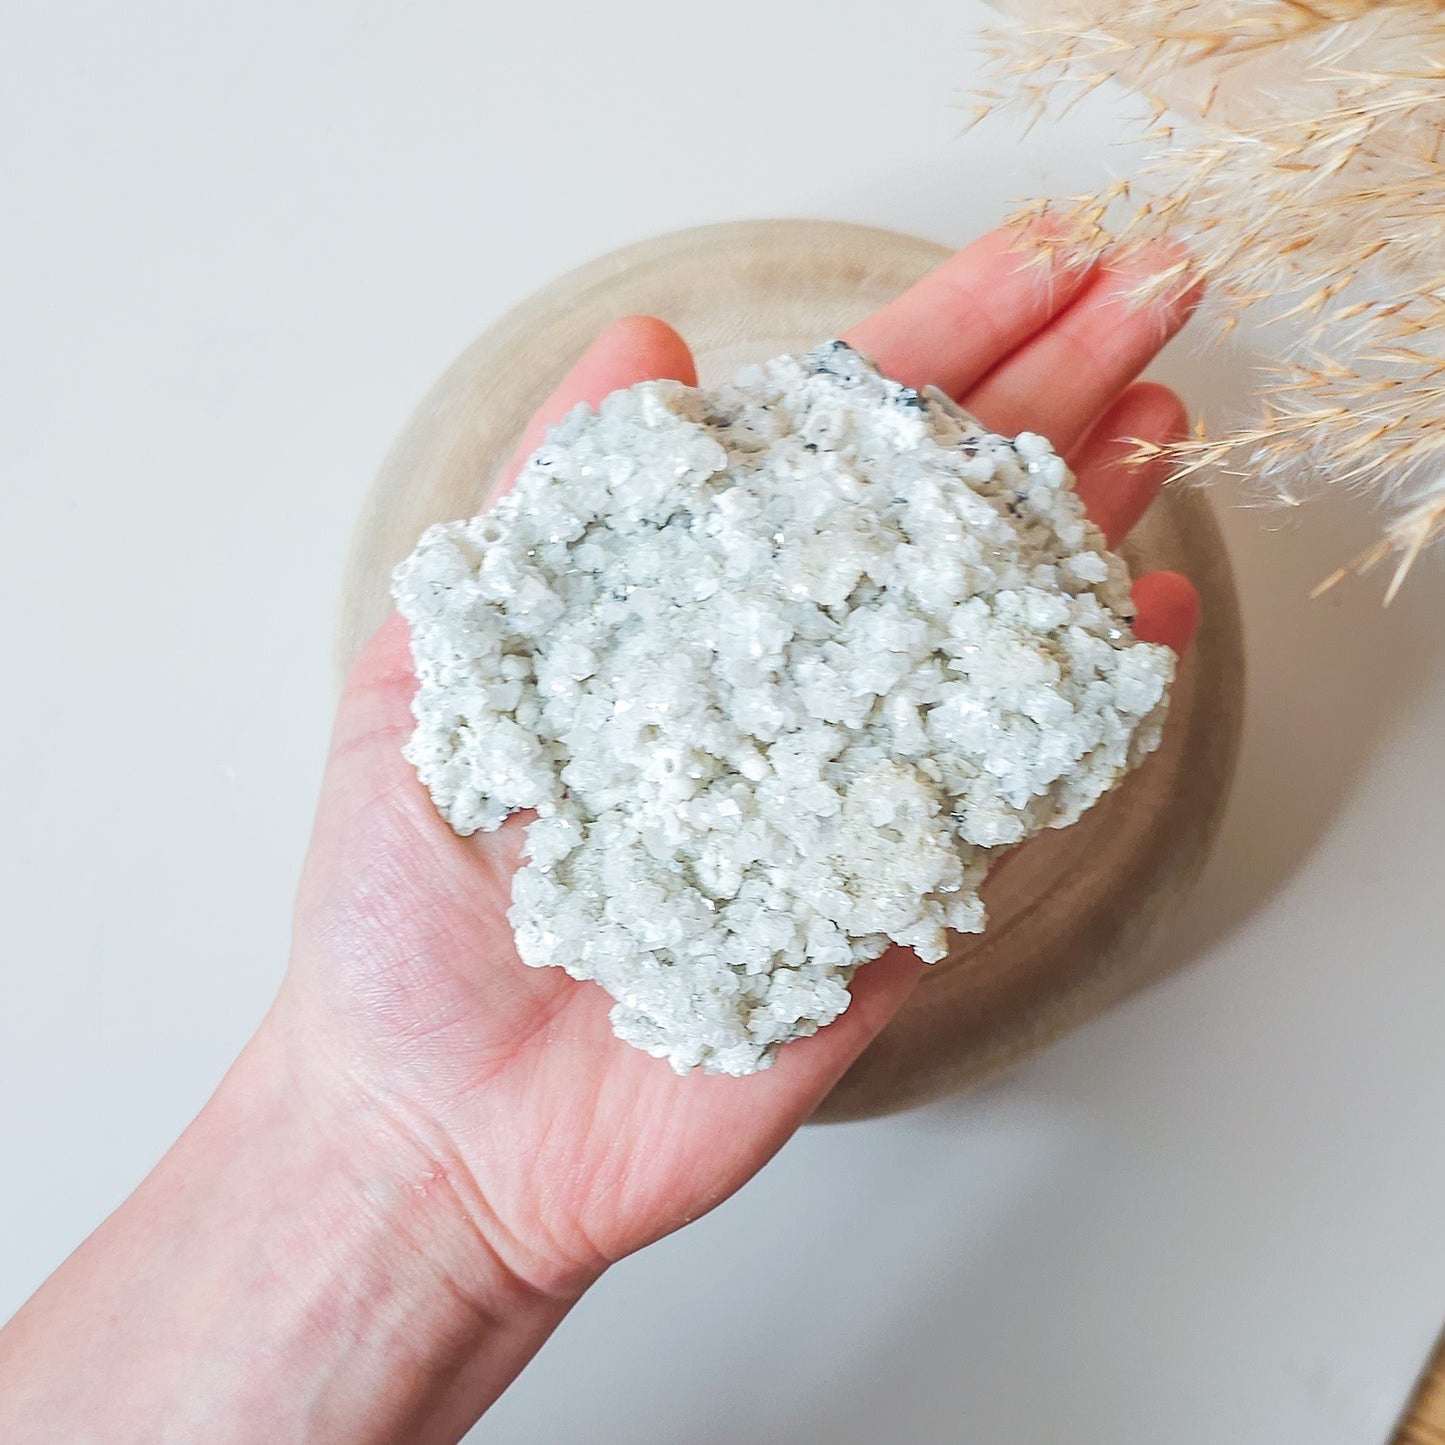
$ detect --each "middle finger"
[961,245,1201,455]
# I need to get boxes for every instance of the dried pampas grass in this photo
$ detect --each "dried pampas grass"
[975,0,1445,598]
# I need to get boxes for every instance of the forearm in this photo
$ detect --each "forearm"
[0,1013,581,1445]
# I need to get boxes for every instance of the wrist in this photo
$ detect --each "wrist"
[0,1000,588,1445]
[215,1002,590,1438]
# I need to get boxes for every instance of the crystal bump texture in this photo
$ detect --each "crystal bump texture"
[392,343,1175,1076]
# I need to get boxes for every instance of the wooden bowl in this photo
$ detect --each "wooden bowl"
[336,220,1245,1122]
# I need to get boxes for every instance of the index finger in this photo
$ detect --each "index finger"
[840,222,1095,397]
[499,314,698,493]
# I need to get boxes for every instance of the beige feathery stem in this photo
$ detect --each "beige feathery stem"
[975,0,1445,592]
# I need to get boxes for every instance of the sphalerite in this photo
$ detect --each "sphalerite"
[392,342,1174,1076]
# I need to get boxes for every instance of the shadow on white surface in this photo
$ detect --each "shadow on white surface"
[1145,338,1443,974]
[744,407,1445,1442]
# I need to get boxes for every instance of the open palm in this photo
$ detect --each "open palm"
[282,226,1202,1299]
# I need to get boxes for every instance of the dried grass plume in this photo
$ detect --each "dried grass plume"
[975,0,1445,598]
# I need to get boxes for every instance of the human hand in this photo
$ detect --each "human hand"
[0,224,1204,1445]
[280,224,1203,1309]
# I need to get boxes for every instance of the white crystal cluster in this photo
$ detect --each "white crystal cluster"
[393,342,1174,1076]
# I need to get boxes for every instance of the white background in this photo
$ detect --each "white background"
[4,3,1445,1441]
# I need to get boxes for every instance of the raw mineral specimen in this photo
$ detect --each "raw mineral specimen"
[392,342,1175,1076]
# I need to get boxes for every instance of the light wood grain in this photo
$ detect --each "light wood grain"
[336,219,1245,1121]
[1395,1331,1445,1445]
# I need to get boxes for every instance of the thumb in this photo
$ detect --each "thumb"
[334,313,699,763]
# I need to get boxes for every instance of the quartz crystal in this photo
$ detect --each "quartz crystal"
[392,342,1175,1076]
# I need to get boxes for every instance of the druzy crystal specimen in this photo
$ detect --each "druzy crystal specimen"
[393,343,1174,1076]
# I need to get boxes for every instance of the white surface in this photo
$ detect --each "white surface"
[2,3,1443,1442]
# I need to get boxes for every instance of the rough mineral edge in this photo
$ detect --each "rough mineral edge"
[392,342,1175,1077]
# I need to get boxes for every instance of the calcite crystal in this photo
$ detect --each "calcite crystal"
[393,342,1174,1076]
